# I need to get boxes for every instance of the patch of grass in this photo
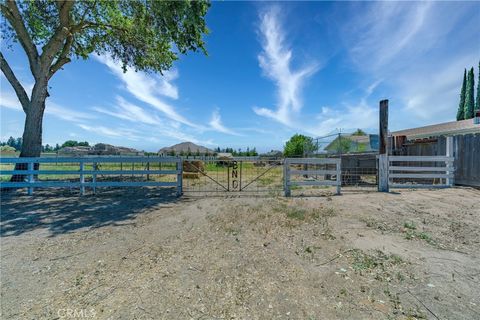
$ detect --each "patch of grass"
[286,208,308,220]
[351,249,404,272]
[404,221,416,230]
[404,229,436,245]
[405,230,416,240]
[418,232,435,244]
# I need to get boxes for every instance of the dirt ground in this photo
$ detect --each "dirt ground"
[1,187,479,319]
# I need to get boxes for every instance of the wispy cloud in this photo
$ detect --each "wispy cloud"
[253,6,319,126]
[77,124,140,140]
[209,109,241,136]
[94,55,196,127]
[0,89,94,123]
[309,98,377,137]
[92,96,162,126]
[341,1,479,127]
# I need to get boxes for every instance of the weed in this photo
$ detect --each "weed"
[418,232,435,244]
[404,221,416,230]
[405,230,416,240]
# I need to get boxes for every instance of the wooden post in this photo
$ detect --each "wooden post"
[27,162,34,195]
[176,159,183,196]
[146,161,150,181]
[284,159,291,197]
[336,159,341,195]
[378,99,389,192]
[80,161,85,196]
[446,136,454,186]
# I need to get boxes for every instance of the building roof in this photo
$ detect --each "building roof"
[392,118,480,139]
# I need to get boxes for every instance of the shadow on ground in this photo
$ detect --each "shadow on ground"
[0,187,184,237]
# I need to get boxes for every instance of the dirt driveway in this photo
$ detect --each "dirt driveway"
[1,187,479,319]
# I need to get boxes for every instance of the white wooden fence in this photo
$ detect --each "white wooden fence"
[284,158,341,196]
[0,157,182,196]
[388,156,454,189]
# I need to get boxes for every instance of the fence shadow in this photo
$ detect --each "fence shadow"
[0,187,184,237]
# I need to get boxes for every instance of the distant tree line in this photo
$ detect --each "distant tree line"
[214,147,258,156]
[457,62,480,121]
[0,137,90,153]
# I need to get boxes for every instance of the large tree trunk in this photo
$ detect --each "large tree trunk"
[10,99,46,182]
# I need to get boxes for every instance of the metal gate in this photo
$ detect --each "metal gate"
[182,159,284,195]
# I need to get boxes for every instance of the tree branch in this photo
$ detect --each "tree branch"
[1,1,40,78]
[48,34,73,79]
[40,0,75,69]
[0,52,30,112]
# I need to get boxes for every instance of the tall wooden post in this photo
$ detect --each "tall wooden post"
[378,99,389,192]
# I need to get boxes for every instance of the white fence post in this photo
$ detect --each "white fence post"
[27,161,34,195]
[446,136,454,187]
[177,158,183,196]
[336,159,341,195]
[80,161,85,196]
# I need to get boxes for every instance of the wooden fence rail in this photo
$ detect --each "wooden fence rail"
[388,155,454,189]
[0,157,182,196]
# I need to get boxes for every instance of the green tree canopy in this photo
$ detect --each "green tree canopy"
[60,140,89,148]
[464,67,475,119]
[352,129,367,136]
[1,0,210,158]
[284,134,316,157]
[457,69,466,121]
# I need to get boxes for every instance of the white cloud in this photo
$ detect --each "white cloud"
[0,90,94,122]
[92,96,162,126]
[341,1,480,127]
[253,6,319,126]
[94,55,196,127]
[308,99,377,137]
[77,124,140,140]
[208,109,241,136]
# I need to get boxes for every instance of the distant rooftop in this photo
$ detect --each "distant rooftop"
[392,118,480,139]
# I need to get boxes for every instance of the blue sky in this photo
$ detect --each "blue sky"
[1,1,479,152]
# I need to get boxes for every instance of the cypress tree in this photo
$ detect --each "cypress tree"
[475,61,480,115]
[457,69,466,120]
[464,67,475,119]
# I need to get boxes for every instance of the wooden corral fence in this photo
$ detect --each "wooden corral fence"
[284,158,341,196]
[392,133,479,187]
[0,157,182,196]
[387,156,454,189]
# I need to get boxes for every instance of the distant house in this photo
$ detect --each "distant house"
[324,134,379,154]
[261,150,283,158]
